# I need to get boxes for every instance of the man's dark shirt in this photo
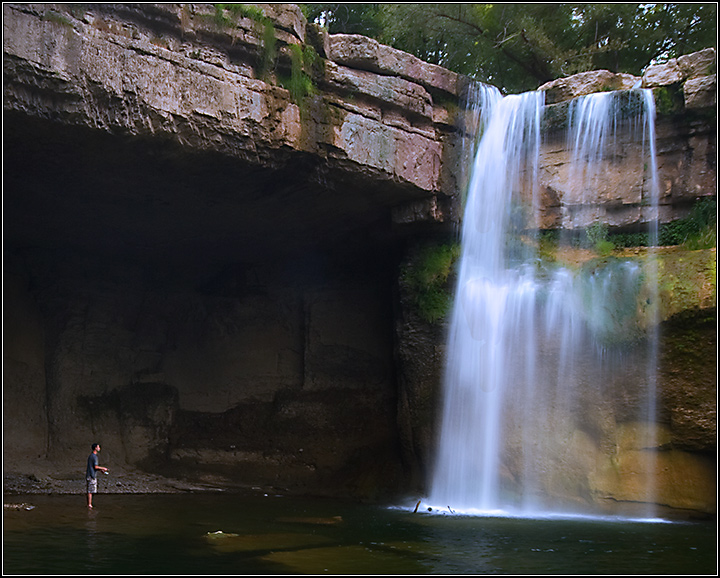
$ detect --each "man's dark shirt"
[86,453,98,479]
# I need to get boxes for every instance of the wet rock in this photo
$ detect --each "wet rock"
[4,503,36,511]
[538,70,639,104]
[589,422,716,513]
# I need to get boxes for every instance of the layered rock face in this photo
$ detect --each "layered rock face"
[3,2,467,498]
[395,57,717,513]
[529,60,716,515]
[3,3,716,511]
[535,50,716,232]
[3,3,466,258]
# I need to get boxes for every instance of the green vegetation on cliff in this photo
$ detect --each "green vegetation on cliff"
[400,243,460,323]
[656,248,717,320]
[212,4,317,102]
[539,198,717,256]
[402,233,715,333]
[611,197,717,250]
[278,44,318,103]
[211,4,277,76]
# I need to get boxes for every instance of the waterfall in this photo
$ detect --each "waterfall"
[428,86,661,518]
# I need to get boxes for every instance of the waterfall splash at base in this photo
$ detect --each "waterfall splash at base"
[426,85,661,519]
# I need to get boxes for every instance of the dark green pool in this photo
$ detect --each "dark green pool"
[3,493,716,574]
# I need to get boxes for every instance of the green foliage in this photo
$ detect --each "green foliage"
[302,3,717,94]
[585,221,609,245]
[214,3,266,27]
[41,10,73,27]
[652,85,684,115]
[301,3,386,38]
[537,229,561,262]
[279,44,318,102]
[542,198,716,254]
[577,256,646,344]
[659,197,717,248]
[212,5,277,76]
[213,4,319,101]
[585,222,615,255]
[260,18,277,77]
[605,198,717,250]
[683,224,717,250]
[611,231,651,248]
[401,243,461,323]
[594,240,616,256]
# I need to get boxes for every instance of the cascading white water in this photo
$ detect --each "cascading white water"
[428,85,661,518]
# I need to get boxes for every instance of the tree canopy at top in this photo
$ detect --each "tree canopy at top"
[301,3,717,93]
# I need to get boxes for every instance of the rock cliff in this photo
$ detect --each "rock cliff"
[536,50,716,232]
[3,2,467,499]
[3,3,716,512]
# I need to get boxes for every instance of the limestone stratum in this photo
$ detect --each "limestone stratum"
[3,3,716,516]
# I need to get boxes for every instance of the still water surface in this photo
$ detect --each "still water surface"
[3,493,716,574]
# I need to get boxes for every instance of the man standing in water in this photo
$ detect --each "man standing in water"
[86,443,108,509]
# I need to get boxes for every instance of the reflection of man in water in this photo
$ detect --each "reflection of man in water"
[86,443,108,509]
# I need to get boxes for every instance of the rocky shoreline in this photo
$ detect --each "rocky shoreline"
[3,459,252,504]
[4,470,215,497]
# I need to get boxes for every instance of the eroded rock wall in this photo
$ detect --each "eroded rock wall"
[3,3,466,217]
[535,51,716,232]
[531,59,716,514]
[3,3,716,509]
[3,2,469,498]
[5,246,404,497]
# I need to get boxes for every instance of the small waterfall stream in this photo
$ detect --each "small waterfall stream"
[428,85,661,518]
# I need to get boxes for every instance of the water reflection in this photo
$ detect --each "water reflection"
[84,509,100,570]
[3,494,715,575]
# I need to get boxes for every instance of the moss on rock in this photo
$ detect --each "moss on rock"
[399,242,460,324]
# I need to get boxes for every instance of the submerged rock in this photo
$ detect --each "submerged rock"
[4,503,36,511]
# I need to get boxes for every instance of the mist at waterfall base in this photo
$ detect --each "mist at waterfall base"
[425,85,663,520]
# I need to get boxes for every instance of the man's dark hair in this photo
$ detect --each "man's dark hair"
[91,443,100,451]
